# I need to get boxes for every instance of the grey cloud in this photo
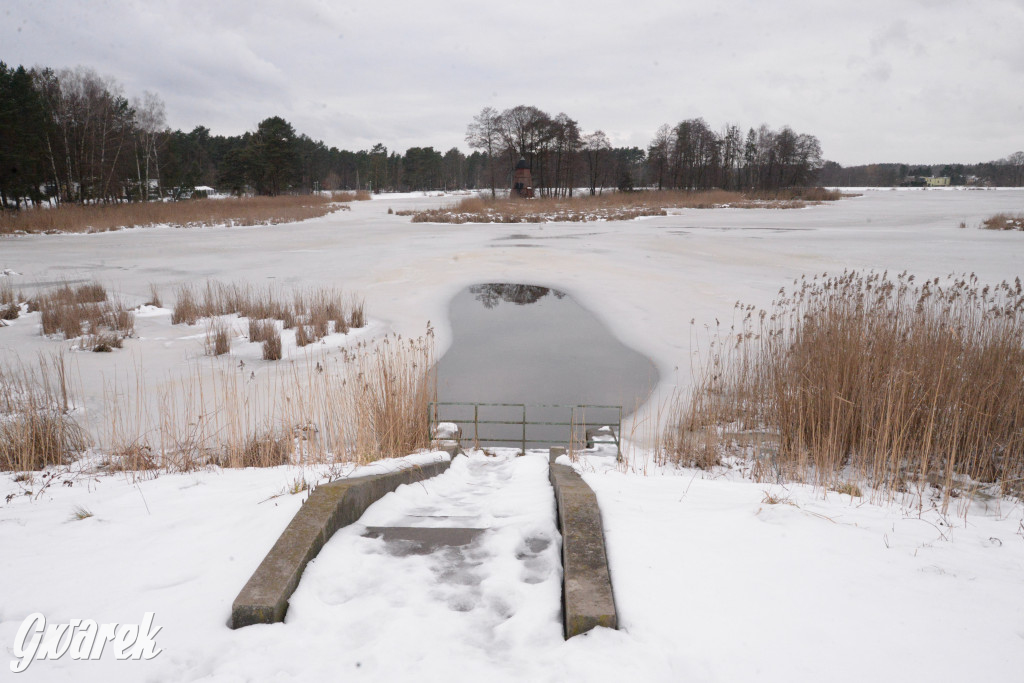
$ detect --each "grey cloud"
[2,0,1023,164]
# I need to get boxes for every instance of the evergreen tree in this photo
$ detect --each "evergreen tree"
[0,63,51,208]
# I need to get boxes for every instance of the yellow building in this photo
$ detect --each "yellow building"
[926,177,951,187]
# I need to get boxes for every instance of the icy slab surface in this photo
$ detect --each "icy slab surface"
[284,451,565,670]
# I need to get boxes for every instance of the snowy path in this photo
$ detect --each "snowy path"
[278,451,567,677]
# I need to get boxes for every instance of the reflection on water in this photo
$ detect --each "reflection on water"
[433,283,659,449]
[469,283,565,308]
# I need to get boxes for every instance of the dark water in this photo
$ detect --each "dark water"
[432,284,659,450]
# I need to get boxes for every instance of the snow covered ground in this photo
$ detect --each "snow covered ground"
[1,189,1023,680]
[2,448,1021,681]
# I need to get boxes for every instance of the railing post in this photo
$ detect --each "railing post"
[569,406,575,453]
[522,404,527,455]
[617,406,623,461]
[474,404,479,449]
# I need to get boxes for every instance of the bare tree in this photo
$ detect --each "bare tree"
[582,130,611,195]
[465,107,501,198]
[133,91,166,200]
[1008,151,1024,186]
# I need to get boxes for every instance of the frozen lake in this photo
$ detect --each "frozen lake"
[1,188,1022,436]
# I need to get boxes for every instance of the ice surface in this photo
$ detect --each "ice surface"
[2,191,1023,681]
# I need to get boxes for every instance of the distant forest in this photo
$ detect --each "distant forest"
[2,62,1022,209]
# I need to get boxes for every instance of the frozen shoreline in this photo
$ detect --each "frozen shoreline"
[1,189,1022,439]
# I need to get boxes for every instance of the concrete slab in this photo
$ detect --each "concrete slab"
[362,526,485,555]
[229,459,451,629]
[548,462,618,638]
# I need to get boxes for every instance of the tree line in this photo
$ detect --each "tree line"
[466,105,825,197]
[818,155,1024,187]
[0,63,493,207]
[6,60,916,211]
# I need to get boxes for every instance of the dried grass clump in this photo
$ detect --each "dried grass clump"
[146,284,162,308]
[205,319,232,356]
[330,190,372,202]
[662,271,1024,506]
[0,195,348,235]
[981,213,1024,231]
[171,281,366,358]
[123,327,436,470]
[248,319,277,343]
[235,430,293,468]
[1,280,21,320]
[403,188,847,224]
[0,359,88,471]
[32,282,134,350]
[262,328,282,361]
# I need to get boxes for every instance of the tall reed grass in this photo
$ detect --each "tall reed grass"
[1,280,19,321]
[662,271,1024,505]
[172,281,365,357]
[0,194,352,235]
[402,188,846,224]
[108,328,436,470]
[0,356,88,471]
[5,328,435,472]
[27,281,134,351]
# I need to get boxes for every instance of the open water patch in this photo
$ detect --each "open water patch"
[433,283,658,449]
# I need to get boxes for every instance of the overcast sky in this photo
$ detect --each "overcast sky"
[4,0,1023,165]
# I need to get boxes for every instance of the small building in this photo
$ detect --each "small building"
[926,176,951,187]
[512,158,533,198]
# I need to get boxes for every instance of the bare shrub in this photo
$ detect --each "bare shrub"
[981,213,1024,231]
[85,332,124,352]
[663,271,1024,506]
[102,443,159,471]
[235,430,293,468]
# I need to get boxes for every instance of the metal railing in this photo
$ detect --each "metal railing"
[428,402,622,459]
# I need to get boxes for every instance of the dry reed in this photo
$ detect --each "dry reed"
[0,194,354,235]
[402,188,846,224]
[248,319,277,344]
[205,319,232,356]
[262,328,283,361]
[662,271,1024,506]
[0,356,88,471]
[31,282,134,350]
[171,281,365,357]
[981,213,1024,231]
[93,326,436,470]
